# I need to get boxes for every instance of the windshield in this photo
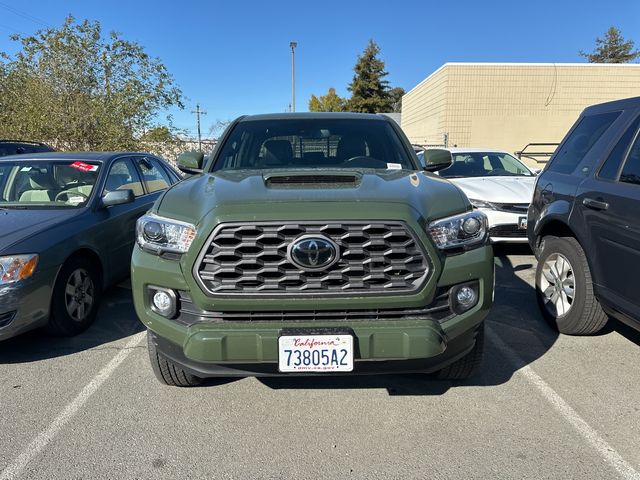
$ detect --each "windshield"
[212,119,416,171]
[0,160,101,208]
[439,152,533,178]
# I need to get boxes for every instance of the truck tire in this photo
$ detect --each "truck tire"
[147,331,202,387]
[535,236,608,335]
[436,323,484,380]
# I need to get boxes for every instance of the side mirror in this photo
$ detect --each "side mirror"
[532,168,542,175]
[101,189,134,207]
[422,149,453,172]
[177,151,205,174]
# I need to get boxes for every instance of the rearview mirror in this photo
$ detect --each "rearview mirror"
[177,151,205,174]
[101,189,134,207]
[422,149,453,172]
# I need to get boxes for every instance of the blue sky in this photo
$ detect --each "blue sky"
[0,0,638,138]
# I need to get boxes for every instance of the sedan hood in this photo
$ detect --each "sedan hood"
[447,176,536,204]
[0,208,80,253]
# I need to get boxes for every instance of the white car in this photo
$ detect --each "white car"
[418,148,537,243]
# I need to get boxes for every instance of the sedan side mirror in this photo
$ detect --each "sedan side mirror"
[422,149,453,172]
[177,151,205,174]
[101,189,134,207]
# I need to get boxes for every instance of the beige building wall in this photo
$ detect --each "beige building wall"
[401,63,640,164]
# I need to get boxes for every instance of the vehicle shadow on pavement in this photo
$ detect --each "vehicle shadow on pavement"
[0,284,143,364]
[258,245,560,396]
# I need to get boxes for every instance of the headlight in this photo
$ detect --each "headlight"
[136,213,197,255]
[468,198,495,209]
[428,211,488,250]
[0,254,38,285]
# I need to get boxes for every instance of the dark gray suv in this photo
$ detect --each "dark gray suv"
[528,96,640,335]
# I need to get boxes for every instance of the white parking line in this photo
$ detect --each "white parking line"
[486,325,640,480]
[0,331,146,480]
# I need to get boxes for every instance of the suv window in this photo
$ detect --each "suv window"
[599,116,640,180]
[548,111,620,174]
[621,132,640,186]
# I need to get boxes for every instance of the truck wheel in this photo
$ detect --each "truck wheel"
[47,256,101,336]
[535,236,608,335]
[147,331,202,387]
[436,323,484,380]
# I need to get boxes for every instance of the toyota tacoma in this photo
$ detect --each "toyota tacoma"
[131,113,494,386]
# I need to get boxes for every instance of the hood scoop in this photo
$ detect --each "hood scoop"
[264,172,360,188]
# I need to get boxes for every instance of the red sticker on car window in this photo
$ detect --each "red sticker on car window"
[70,161,98,172]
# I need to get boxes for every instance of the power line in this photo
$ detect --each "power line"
[0,2,51,28]
[0,22,26,36]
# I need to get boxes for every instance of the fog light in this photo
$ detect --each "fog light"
[456,286,477,308]
[149,287,176,318]
[451,282,479,314]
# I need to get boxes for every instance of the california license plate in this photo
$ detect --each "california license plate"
[518,216,528,229]
[278,334,354,372]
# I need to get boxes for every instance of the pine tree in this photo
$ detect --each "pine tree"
[580,27,640,63]
[346,40,392,113]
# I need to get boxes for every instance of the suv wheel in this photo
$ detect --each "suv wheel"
[147,331,202,387]
[436,323,484,380]
[535,236,608,335]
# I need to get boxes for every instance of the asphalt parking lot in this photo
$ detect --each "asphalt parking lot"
[1,245,639,480]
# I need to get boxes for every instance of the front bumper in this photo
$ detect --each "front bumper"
[480,209,528,243]
[132,244,494,376]
[0,266,57,341]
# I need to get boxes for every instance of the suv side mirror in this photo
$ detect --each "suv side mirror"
[101,189,134,207]
[177,152,205,174]
[422,149,453,172]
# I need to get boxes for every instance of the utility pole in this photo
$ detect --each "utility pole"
[191,103,207,151]
[289,41,297,112]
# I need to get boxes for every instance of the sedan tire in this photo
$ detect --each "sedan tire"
[47,255,102,336]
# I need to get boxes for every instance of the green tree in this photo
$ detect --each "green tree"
[0,16,183,150]
[579,27,640,63]
[308,87,347,112]
[387,87,405,113]
[346,40,392,113]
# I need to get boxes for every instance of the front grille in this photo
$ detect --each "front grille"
[177,290,451,324]
[492,202,529,214]
[489,224,527,238]
[195,221,429,296]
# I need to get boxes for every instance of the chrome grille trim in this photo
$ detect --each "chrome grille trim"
[193,221,430,297]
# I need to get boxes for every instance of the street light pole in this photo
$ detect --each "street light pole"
[290,41,297,112]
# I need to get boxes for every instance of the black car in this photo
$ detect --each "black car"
[0,152,181,341]
[0,140,54,157]
[528,96,640,335]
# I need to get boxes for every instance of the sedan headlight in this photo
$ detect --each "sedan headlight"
[136,213,197,255]
[0,254,38,285]
[468,198,495,209]
[428,211,488,250]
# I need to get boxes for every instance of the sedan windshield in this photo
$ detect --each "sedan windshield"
[212,119,416,171]
[439,152,533,178]
[0,160,101,208]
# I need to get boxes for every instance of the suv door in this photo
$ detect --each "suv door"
[529,109,622,247]
[575,110,640,322]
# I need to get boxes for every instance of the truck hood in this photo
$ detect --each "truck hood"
[0,208,80,253]
[157,169,468,224]
[447,176,536,204]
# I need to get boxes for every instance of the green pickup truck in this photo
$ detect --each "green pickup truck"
[131,113,494,386]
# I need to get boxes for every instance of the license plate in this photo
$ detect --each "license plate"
[278,334,353,372]
[518,216,528,229]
